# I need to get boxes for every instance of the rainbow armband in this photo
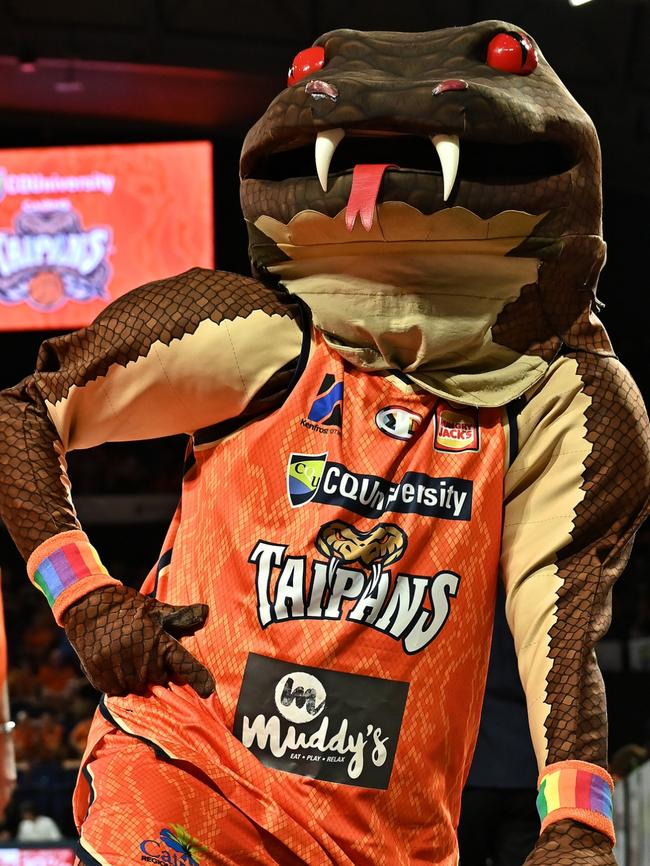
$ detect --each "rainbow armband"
[537,760,615,845]
[27,530,120,625]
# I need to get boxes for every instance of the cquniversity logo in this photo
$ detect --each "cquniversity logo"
[287,452,327,507]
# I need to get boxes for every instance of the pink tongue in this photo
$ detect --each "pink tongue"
[345,163,397,232]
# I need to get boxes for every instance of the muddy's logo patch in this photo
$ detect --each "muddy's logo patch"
[434,401,480,453]
[234,654,409,788]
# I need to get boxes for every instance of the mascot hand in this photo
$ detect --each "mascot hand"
[63,585,215,697]
[524,820,617,865]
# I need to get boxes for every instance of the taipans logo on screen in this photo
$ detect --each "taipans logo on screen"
[234,654,410,788]
[286,452,472,521]
[0,200,112,311]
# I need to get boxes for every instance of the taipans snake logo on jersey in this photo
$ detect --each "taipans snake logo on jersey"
[249,518,461,655]
[286,452,473,520]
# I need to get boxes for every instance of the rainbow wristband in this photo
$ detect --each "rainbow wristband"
[27,530,120,625]
[537,761,615,845]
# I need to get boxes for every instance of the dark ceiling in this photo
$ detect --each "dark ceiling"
[0,0,648,193]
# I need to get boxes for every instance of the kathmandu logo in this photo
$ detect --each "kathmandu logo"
[301,374,343,434]
[140,825,207,866]
[0,201,112,311]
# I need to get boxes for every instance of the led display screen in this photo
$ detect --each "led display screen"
[0,850,76,866]
[0,141,214,331]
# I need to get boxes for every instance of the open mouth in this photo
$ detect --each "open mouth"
[248,131,576,199]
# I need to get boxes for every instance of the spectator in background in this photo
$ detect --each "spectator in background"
[16,801,62,841]
[37,648,81,705]
[609,743,650,782]
[458,584,539,866]
[0,579,16,819]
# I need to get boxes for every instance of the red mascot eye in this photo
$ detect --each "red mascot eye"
[486,31,538,75]
[288,46,325,87]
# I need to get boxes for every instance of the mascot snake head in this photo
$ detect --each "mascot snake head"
[239,21,610,407]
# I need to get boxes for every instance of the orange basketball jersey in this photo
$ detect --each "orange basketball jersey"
[81,334,506,865]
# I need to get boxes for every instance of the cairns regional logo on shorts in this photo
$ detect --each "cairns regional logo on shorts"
[234,653,409,789]
[434,400,480,453]
[139,825,207,866]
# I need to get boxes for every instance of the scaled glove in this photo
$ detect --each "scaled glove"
[524,821,616,866]
[62,585,215,698]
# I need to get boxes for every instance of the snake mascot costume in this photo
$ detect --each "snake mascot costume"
[1,19,648,866]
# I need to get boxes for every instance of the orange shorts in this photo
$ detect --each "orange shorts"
[76,730,307,866]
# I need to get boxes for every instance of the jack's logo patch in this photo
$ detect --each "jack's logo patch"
[376,406,422,440]
[140,824,207,866]
[234,653,409,789]
[287,452,328,506]
[434,401,480,453]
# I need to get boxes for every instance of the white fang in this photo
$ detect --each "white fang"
[432,134,460,201]
[315,128,345,191]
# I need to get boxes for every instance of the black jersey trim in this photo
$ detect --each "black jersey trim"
[505,396,525,466]
[98,696,172,762]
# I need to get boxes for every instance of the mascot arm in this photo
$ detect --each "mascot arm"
[501,353,650,863]
[0,267,304,696]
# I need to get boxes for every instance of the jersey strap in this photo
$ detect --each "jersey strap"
[537,760,615,844]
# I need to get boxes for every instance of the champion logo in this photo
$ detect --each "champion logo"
[376,406,422,440]
[434,401,480,453]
